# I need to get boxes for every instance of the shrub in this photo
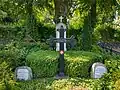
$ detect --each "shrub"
[65,51,103,78]
[13,78,102,90]
[26,50,58,78]
[0,41,50,70]
[0,42,28,68]
[0,60,17,90]
[26,50,103,78]
[114,79,120,90]
[100,73,114,90]
[105,55,120,73]
[91,45,103,54]
[102,55,120,89]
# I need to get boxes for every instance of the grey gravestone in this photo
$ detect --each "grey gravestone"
[15,66,33,81]
[91,62,107,79]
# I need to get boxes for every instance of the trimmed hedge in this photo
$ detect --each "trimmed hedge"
[26,50,58,78]
[65,51,103,78]
[12,78,102,90]
[26,50,103,78]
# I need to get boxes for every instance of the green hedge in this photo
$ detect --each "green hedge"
[26,50,103,78]
[0,60,17,90]
[105,55,120,73]
[65,51,103,78]
[26,50,58,78]
[11,78,102,90]
[104,55,120,89]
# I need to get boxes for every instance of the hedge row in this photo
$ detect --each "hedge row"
[2,78,102,90]
[1,50,120,90]
[65,51,103,78]
[26,50,103,78]
[26,50,58,78]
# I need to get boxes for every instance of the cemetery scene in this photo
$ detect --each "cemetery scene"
[0,0,120,90]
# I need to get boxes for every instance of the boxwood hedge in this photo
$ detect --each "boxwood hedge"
[65,51,103,78]
[26,50,58,78]
[26,50,103,78]
[11,78,102,90]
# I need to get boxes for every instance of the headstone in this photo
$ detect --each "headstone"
[15,66,33,81]
[91,62,107,79]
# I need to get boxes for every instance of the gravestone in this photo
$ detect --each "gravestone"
[15,66,33,81]
[91,62,107,79]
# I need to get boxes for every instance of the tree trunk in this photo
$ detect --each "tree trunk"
[91,0,96,31]
[54,0,69,24]
[81,0,96,51]
[25,0,37,40]
[82,14,92,51]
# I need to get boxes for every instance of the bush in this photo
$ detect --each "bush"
[13,78,102,90]
[105,55,120,73]
[26,50,103,78]
[0,42,29,68]
[0,41,50,70]
[102,55,120,89]
[0,60,17,90]
[114,79,120,90]
[100,73,114,90]
[26,50,58,78]
[65,51,103,78]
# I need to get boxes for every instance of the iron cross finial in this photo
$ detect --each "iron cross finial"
[59,16,64,23]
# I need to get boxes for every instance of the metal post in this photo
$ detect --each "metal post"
[58,25,65,76]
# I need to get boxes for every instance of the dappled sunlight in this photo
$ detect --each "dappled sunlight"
[0,0,120,89]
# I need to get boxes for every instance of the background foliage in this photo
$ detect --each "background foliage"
[0,0,120,89]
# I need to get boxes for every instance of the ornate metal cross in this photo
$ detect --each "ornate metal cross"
[47,16,76,79]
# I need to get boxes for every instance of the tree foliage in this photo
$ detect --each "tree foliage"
[0,0,120,50]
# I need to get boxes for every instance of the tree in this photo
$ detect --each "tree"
[81,0,96,51]
[54,0,69,24]
[13,0,54,40]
